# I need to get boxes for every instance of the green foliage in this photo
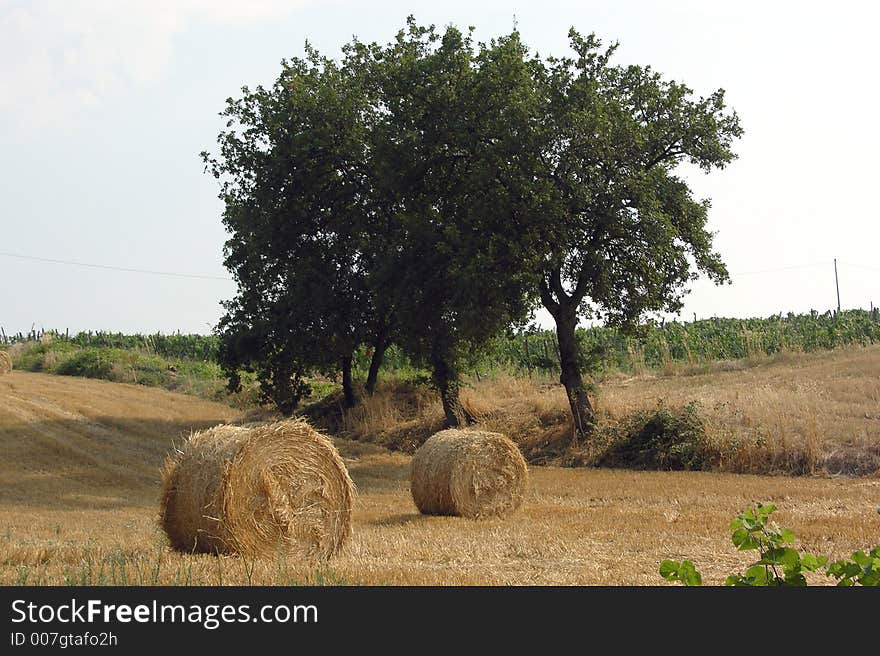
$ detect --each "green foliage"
[12,312,878,385]
[519,28,742,437]
[6,331,219,360]
[204,18,543,416]
[191,16,875,433]
[365,22,542,423]
[531,30,741,327]
[54,348,118,379]
[598,401,713,470]
[65,331,219,361]
[7,340,258,407]
[659,503,879,586]
[659,559,702,586]
[722,503,827,586]
[481,310,880,376]
[826,546,880,587]
[11,340,80,371]
[206,39,380,414]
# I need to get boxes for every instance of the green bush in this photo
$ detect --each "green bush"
[12,341,79,372]
[8,342,240,401]
[598,401,714,470]
[54,348,116,379]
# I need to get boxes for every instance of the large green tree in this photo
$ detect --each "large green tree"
[526,31,742,441]
[204,20,540,420]
[204,20,741,434]
[204,46,388,412]
[361,21,542,426]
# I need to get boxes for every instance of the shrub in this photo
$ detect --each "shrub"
[54,348,115,379]
[598,401,714,470]
[11,341,79,372]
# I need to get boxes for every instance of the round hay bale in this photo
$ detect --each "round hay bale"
[0,351,11,375]
[410,429,528,519]
[160,418,354,559]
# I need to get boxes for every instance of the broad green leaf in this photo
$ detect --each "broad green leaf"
[783,571,807,587]
[760,547,786,565]
[801,553,827,571]
[659,560,680,580]
[779,529,796,544]
[826,561,844,577]
[740,517,760,531]
[852,551,871,567]
[860,571,880,587]
[745,564,769,586]
[732,528,759,551]
[680,561,703,586]
[778,547,801,570]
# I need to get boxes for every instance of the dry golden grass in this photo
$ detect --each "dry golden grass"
[337,345,880,476]
[596,346,880,475]
[2,441,878,585]
[1,355,879,586]
[0,372,238,508]
[0,350,11,375]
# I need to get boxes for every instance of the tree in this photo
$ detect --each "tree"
[203,20,538,419]
[204,20,740,434]
[525,31,742,441]
[363,21,541,426]
[204,46,388,412]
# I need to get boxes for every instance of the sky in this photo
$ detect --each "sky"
[1,0,878,336]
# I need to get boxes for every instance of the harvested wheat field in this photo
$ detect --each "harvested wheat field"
[1,364,879,585]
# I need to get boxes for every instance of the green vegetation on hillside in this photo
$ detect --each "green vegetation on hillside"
[487,309,880,375]
[6,339,256,407]
[4,309,878,404]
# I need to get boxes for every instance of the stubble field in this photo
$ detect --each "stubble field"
[1,356,878,586]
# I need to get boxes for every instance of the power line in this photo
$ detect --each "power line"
[730,262,827,276]
[1,250,873,282]
[0,251,232,281]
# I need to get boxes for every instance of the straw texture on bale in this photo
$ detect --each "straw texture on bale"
[410,429,528,519]
[160,419,354,559]
[0,351,11,375]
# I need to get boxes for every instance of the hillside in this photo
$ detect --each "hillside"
[0,372,239,507]
[330,345,880,477]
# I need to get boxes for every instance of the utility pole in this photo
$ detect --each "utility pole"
[834,258,841,312]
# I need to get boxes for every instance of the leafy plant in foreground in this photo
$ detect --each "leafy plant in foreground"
[825,546,880,586]
[660,503,879,586]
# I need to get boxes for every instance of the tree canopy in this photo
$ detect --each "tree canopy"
[203,19,741,437]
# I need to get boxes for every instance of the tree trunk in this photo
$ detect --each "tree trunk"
[554,313,596,443]
[431,354,473,428]
[341,354,356,409]
[365,333,389,396]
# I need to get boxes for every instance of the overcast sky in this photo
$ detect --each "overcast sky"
[1,0,878,336]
